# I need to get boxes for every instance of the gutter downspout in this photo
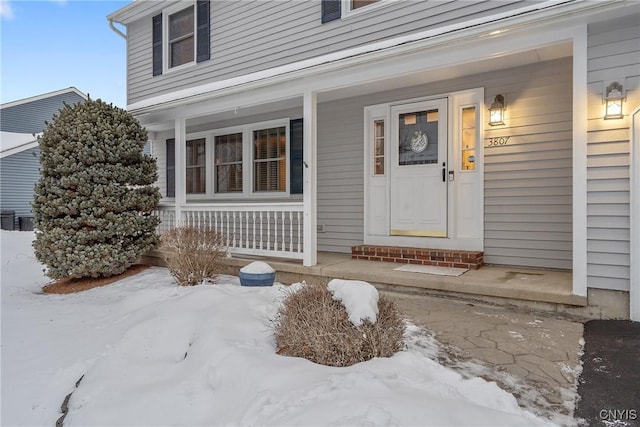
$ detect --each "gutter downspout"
[108,19,126,39]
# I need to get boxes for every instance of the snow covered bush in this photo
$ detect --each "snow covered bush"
[161,226,226,286]
[273,281,405,367]
[32,98,160,280]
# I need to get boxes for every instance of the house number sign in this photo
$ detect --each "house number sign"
[486,136,510,147]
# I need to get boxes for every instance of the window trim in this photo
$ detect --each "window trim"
[163,1,197,74]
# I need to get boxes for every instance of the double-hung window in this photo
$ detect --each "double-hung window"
[253,126,287,193]
[168,6,195,68]
[186,138,206,194]
[152,1,210,76]
[215,133,243,194]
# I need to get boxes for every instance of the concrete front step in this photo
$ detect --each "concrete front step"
[352,245,484,270]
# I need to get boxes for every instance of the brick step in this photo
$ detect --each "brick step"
[351,245,484,270]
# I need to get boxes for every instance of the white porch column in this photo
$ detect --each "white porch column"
[174,118,186,224]
[303,91,318,266]
[631,108,640,322]
[572,26,588,297]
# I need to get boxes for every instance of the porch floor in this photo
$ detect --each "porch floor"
[217,252,586,309]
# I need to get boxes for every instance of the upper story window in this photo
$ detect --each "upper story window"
[351,0,379,10]
[152,1,210,76]
[168,6,195,68]
[321,0,383,23]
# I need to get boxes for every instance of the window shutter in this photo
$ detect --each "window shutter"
[166,138,175,198]
[321,0,341,23]
[289,119,303,194]
[152,13,163,76]
[196,0,211,63]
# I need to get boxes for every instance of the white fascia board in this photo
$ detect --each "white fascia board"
[127,0,627,114]
[1,87,87,109]
[0,141,39,159]
[108,0,170,25]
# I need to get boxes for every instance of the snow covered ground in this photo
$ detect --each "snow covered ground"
[1,231,555,426]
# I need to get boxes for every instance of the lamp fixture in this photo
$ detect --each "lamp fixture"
[604,82,625,120]
[488,94,505,126]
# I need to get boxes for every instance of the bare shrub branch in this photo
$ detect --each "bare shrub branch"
[273,282,405,367]
[161,226,226,286]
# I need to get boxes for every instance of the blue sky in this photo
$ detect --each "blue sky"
[1,0,132,107]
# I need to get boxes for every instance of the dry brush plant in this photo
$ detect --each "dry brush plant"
[161,226,226,286]
[272,282,405,367]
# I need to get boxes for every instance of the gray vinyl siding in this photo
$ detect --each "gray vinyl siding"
[317,97,365,252]
[483,58,573,269]
[0,147,41,229]
[314,58,573,258]
[1,92,86,133]
[126,0,535,104]
[585,15,640,291]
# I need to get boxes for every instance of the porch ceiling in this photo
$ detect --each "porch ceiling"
[318,42,572,103]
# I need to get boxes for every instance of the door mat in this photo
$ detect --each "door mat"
[393,264,468,276]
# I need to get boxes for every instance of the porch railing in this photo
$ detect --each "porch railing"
[152,203,304,259]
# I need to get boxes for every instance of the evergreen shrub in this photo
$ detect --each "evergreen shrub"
[33,99,161,279]
[273,282,405,367]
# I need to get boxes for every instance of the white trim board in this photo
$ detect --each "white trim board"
[631,108,640,322]
[572,25,588,298]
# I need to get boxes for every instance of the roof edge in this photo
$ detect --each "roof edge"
[1,87,88,110]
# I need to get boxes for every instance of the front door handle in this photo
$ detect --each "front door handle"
[442,162,446,182]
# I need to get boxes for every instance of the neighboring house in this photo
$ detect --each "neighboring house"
[108,1,640,320]
[0,88,88,230]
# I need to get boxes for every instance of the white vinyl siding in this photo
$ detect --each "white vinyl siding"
[585,14,640,291]
[125,0,532,104]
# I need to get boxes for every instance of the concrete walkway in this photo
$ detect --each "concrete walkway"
[387,291,584,423]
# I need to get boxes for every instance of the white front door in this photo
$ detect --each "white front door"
[390,99,448,237]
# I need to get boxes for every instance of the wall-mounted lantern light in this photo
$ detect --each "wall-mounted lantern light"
[488,94,505,126]
[604,82,625,120]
